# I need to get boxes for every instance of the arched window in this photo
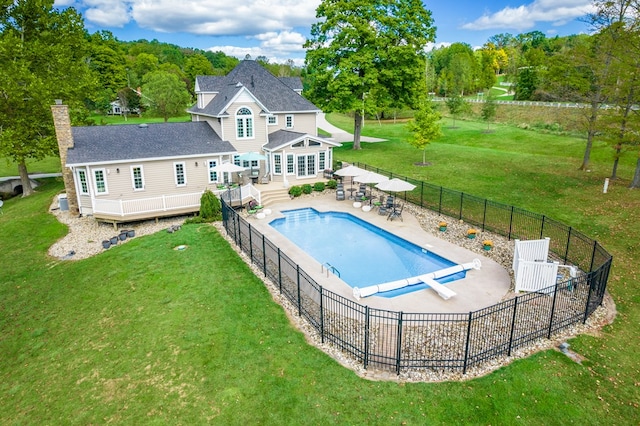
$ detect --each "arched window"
[236,107,254,139]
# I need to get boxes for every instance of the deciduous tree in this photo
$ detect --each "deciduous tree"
[406,99,442,165]
[141,71,191,122]
[0,0,94,196]
[304,0,436,150]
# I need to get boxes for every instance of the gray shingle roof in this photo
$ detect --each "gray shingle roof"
[67,122,236,165]
[264,129,340,151]
[279,77,303,92]
[189,60,319,117]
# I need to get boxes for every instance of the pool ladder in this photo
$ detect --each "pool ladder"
[321,262,341,278]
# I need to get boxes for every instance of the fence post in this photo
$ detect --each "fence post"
[583,273,596,323]
[277,248,282,293]
[319,286,324,343]
[508,206,514,240]
[540,215,546,239]
[420,181,424,208]
[547,283,559,339]
[463,312,473,374]
[438,187,443,215]
[249,222,253,262]
[296,265,301,316]
[262,235,267,277]
[458,193,464,220]
[364,306,370,369]
[564,227,572,264]
[589,240,598,273]
[482,199,487,231]
[237,215,242,247]
[395,311,403,375]
[508,297,518,356]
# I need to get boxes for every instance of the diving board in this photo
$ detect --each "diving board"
[353,259,481,300]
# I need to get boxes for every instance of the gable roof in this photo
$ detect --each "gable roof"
[263,129,340,151]
[189,60,320,117]
[67,122,236,166]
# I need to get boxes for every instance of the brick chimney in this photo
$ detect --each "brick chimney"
[51,100,79,215]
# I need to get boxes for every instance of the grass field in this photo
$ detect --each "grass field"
[0,113,638,424]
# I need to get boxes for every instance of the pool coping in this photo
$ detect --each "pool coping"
[245,193,512,314]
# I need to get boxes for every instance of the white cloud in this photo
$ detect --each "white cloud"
[74,0,319,36]
[83,0,131,27]
[461,0,596,32]
[208,30,308,65]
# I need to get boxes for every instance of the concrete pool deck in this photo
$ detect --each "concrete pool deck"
[243,191,512,314]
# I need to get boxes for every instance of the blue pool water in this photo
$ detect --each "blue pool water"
[269,208,464,297]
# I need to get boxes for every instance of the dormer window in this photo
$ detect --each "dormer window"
[236,107,254,139]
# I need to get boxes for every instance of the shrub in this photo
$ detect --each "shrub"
[302,184,313,194]
[326,179,338,189]
[313,182,325,192]
[199,189,221,221]
[288,185,303,197]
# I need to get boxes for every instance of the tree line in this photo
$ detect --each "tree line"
[2,0,639,196]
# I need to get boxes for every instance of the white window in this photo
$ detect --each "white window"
[285,115,294,129]
[292,141,304,148]
[233,154,241,166]
[273,153,282,174]
[131,165,144,190]
[319,152,326,171]
[174,162,186,186]
[267,115,277,125]
[236,107,254,139]
[77,169,88,194]
[286,154,294,174]
[208,160,218,183]
[93,168,108,194]
[309,140,321,146]
[296,155,316,177]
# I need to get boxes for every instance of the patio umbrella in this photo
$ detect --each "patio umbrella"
[237,152,267,180]
[375,178,416,192]
[210,162,245,184]
[353,171,389,184]
[210,162,245,173]
[334,165,368,195]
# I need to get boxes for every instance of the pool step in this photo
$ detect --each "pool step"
[259,188,290,206]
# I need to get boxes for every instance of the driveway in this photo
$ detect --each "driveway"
[318,113,386,143]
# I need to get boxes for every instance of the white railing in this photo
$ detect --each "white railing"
[93,191,204,217]
[92,184,258,218]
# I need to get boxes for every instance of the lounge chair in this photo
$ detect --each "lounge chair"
[336,189,346,201]
[247,199,263,214]
[355,183,368,198]
[387,203,404,221]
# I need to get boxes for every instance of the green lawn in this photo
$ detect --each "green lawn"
[1,114,639,424]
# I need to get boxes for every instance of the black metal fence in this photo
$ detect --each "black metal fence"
[221,166,611,374]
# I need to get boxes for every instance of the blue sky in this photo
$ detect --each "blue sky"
[54,0,596,65]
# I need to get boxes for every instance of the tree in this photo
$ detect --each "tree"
[141,71,191,122]
[445,95,467,128]
[0,0,94,196]
[406,99,442,165]
[480,95,497,132]
[304,0,436,150]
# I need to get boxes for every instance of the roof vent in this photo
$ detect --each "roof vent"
[138,123,148,129]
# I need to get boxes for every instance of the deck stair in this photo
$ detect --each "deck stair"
[259,187,291,206]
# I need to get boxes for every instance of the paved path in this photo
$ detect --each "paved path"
[0,173,62,182]
[317,113,386,143]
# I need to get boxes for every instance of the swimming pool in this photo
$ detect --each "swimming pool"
[269,208,465,297]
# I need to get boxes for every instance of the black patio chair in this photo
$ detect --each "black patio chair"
[387,203,404,221]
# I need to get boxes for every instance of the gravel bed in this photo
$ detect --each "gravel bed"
[47,198,187,260]
[46,193,616,382]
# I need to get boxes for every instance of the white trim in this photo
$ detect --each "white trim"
[174,161,187,187]
[66,151,238,168]
[235,106,255,140]
[285,114,294,129]
[76,168,89,195]
[207,159,218,183]
[130,165,145,191]
[92,168,108,195]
